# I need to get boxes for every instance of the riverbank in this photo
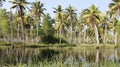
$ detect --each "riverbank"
[0,41,119,49]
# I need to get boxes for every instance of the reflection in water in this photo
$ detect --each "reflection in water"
[95,49,99,67]
[108,48,120,62]
[108,49,115,62]
[95,49,99,63]
[114,49,118,62]
[0,48,120,66]
[0,48,60,65]
[114,48,120,62]
[79,55,89,67]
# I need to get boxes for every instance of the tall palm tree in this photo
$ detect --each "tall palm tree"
[14,13,21,42]
[24,15,33,43]
[102,11,110,44]
[53,5,64,44]
[109,0,120,46]
[10,0,29,46]
[81,5,102,48]
[31,0,45,44]
[65,5,77,44]
[54,13,67,36]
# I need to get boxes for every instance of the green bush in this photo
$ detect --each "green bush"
[41,35,67,44]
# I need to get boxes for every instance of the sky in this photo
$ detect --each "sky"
[2,0,112,17]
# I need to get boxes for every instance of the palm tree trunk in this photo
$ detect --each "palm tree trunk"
[75,29,77,44]
[112,17,118,47]
[10,20,14,48]
[103,25,107,44]
[25,29,28,44]
[17,24,20,42]
[79,33,82,44]
[19,7,25,47]
[36,18,40,44]
[86,30,89,43]
[59,24,62,45]
[83,32,86,44]
[95,49,99,65]
[86,35,89,43]
[9,12,14,48]
[36,21,39,44]
[31,30,34,43]
[114,31,118,47]
[114,49,118,62]
[94,24,99,48]
[21,18,25,47]
[69,21,73,44]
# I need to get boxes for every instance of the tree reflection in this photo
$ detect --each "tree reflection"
[95,49,99,67]
[114,48,118,62]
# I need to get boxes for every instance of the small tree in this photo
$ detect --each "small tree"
[0,9,10,43]
[42,13,54,36]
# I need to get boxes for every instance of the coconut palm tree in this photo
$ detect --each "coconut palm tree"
[24,15,33,43]
[65,5,77,44]
[14,13,22,42]
[10,0,29,47]
[53,5,64,44]
[102,11,110,44]
[109,0,120,46]
[31,0,45,44]
[81,5,102,48]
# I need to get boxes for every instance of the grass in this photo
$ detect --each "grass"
[0,41,119,48]
[4,61,120,67]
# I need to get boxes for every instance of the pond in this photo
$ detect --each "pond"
[0,47,120,67]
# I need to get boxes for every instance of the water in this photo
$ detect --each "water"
[0,47,120,66]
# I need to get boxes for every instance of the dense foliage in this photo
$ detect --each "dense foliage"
[0,0,120,47]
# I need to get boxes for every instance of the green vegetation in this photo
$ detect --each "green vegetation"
[5,61,120,67]
[1,0,120,67]
[0,0,120,48]
[0,0,120,47]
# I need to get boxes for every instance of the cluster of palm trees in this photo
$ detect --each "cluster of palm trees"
[53,0,120,47]
[10,0,46,45]
[0,0,46,46]
[53,5,77,44]
[0,0,120,48]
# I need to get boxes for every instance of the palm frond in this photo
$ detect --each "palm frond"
[112,0,120,3]
[10,5,17,9]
